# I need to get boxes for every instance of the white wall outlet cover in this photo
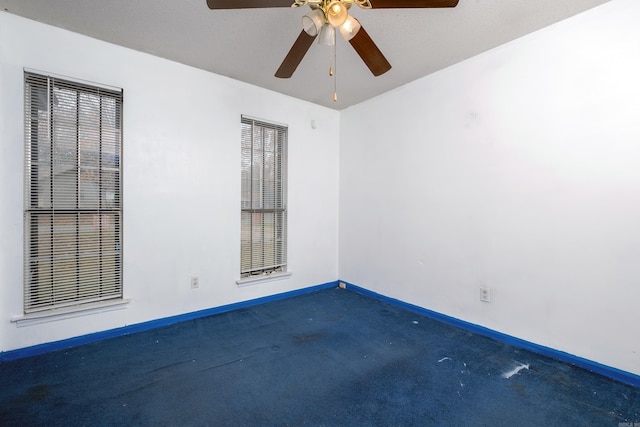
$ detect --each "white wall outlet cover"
[480,287,491,302]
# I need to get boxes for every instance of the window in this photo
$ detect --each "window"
[240,116,288,279]
[24,72,123,313]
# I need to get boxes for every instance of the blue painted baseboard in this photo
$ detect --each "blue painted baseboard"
[340,281,640,388]
[3,279,639,389]
[0,281,339,363]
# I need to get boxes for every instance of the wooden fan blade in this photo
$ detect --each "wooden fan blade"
[349,26,391,77]
[275,31,316,78]
[206,0,293,9]
[368,0,458,8]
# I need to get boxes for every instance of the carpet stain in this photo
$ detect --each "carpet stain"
[502,363,530,379]
[23,384,50,404]
[550,371,575,388]
[511,382,528,397]
[0,384,51,411]
[291,333,325,345]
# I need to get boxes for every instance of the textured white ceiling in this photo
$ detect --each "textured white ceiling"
[0,0,612,109]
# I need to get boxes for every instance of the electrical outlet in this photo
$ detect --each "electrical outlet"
[480,286,491,303]
[191,276,199,289]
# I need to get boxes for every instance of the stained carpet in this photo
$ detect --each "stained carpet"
[0,287,638,426]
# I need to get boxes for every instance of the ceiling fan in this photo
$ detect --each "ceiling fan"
[206,0,459,80]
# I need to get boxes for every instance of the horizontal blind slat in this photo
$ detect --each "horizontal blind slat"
[240,117,287,277]
[24,72,123,313]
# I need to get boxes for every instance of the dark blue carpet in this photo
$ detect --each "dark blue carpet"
[1,287,638,426]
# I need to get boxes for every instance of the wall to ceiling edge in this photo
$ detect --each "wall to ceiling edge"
[0,12,340,354]
[339,0,640,376]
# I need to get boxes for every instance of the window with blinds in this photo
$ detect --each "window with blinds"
[24,72,123,313]
[240,116,288,278]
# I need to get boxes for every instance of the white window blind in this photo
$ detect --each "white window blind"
[24,72,123,313]
[240,116,288,278]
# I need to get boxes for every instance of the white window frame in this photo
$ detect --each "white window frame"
[23,71,123,314]
[238,116,288,283]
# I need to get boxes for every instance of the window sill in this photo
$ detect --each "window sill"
[11,298,130,327]
[236,271,292,287]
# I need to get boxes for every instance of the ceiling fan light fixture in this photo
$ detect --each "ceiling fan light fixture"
[339,15,361,41]
[302,9,325,36]
[318,23,336,46]
[326,1,348,27]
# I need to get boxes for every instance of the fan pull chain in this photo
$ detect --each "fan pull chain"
[332,42,337,102]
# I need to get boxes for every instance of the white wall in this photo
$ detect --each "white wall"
[3,0,640,379]
[0,12,340,352]
[339,0,640,376]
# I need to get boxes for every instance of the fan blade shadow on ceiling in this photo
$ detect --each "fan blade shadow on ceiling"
[206,0,292,9]
[368,0,458,8]
[275,31,317,78]
[349,26,391,77]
